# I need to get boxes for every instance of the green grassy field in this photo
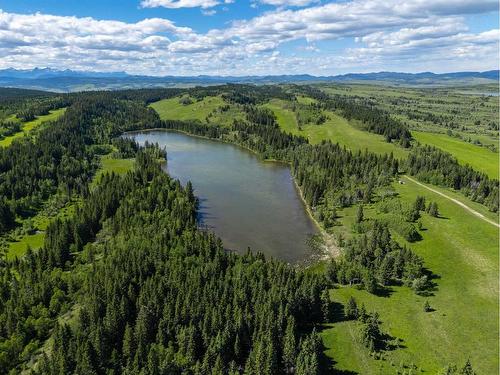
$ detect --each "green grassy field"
[150,95,226,121]
[265,99,409,159]
[321,176,499,374]
[413,131,499,179]
[91,155,135,186]
[320,84,499,140]
[0,108,66,147]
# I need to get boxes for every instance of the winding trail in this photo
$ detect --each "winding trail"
[403,175,500,228]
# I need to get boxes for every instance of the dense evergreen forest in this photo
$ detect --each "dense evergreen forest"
[0,85,491,374]
[0,91,329,374]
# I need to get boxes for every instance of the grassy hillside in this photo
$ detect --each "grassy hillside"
[150,95,247,126]
[322,176,499,374]
[413,131,499,179]
[0,107,66,147]
[265,99,409,159]
[150,95,224,121]
[320,84,499,138]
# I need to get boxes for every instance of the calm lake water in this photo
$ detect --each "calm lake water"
[129,130,318,263]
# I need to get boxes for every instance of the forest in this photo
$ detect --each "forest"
[0,84,494,374]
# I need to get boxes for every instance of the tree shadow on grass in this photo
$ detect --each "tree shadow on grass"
[417,267,440,297]
[373,286,395,298]
[382,333,406,351]
[330,300,347,323]
[319,341,359,375]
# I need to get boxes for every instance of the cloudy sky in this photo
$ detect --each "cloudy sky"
[0,0,498,75]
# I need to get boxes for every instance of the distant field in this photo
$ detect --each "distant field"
[265,99,409,159]
[0,107,66,147]
[150,95,225,121]
[322,176,499,374]
[320,84,499,140]
[413,131,499,179]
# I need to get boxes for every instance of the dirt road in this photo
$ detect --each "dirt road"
[404,175,500,229]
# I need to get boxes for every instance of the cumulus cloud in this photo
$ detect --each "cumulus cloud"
[258,0,319,7]
[141,0,220,9]
[0,0,498,75]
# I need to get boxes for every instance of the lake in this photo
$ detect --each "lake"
[128,130,318,263]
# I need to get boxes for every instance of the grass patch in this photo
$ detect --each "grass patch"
[322,176,499,374]
[150,95,226,122]
[413,131,499,179]
[265,99,408,159]
[5,199,79,260]
[92,156,135,186]
[0,108,66,147]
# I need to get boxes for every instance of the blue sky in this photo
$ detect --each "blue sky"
[0,0,498,75]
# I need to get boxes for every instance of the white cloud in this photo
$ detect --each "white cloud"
[258,0,318,7]
[141,0,220,9]
[202,9,217,16]
[0,0,498,75]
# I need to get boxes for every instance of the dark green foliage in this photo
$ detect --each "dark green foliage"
[0,121,21,139]
[407,145,498,211]
[414,196,426,211]
[1,148,326,374]
[292,142,398,210]
[15,96,69,122]
[333,221,427,293]
[111,137,140,158]
[295,330,323,375]
[359,312,384,352]
[427,201,440,217]
[356,205,364,224]
[344,296,358,320]
[439,359,477,375]
[0,198,15,232]
[0,93,163,234]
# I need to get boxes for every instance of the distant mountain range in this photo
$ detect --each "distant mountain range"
[0,68,498,92]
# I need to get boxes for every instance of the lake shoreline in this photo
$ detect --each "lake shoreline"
[126,127,340,260]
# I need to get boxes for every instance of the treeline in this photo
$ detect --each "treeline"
[160,104,308,161]
[292,142,399,223]
[333,96,412,147]
[16,96,70,122]
[407,145,499,211]
[0,120,21,139]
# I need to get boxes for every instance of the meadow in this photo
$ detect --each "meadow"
[150,95,224,121]
[413,131,498,179]
[91,155,135,186]
[264,98,409,158]
[0,107,66,147]
[321,176,499,374]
